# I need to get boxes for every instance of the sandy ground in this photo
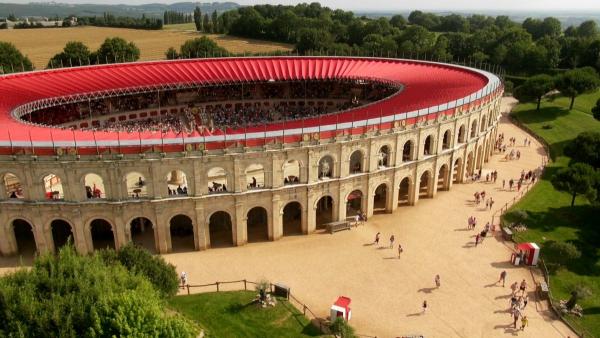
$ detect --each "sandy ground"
[0,98,575,337]
[163,98,575,338]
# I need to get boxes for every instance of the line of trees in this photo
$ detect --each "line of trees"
[193,6,225,34]
[45,37,140,69]
[163,10,193,25]
[76,13,162,30]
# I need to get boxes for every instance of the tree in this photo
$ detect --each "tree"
[203,13,212,34]
[542,240,581,272]
[296,28,333,54]
[176,36,228,58]
[165,47,179,60]
[513,74,554,110]
[93,37,140,64]
[47,41,91,68]
[593,99,600,121]
[554,68,600,110]
[0,41,33,74]
[193,6,202,31]
[551,162,598,206]
[564,131,600,168]
[330,317,356,338]
[577,20,599,39]
[211,10,219,33]
[389,14,407,29]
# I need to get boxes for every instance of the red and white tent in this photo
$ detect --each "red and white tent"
[516,242,540,266]
[331,296,352,321]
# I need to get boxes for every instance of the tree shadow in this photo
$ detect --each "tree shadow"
[584,306,600,315]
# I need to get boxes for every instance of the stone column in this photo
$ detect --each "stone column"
[366,184,375,218]
[271,195,282,240]
[234,201,246,246]
[194,202,207,250]
[307,193,317,234]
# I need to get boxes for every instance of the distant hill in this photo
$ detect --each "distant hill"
[0,2,240,19]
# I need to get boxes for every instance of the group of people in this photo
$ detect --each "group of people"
[373,231,403,258]
[168,185,188,196]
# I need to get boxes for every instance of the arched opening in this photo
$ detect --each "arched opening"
[349,150,364,174]
[419,171,431,198]
[423,136,433,156]
[398,178,410,206]
[470,120,478,138]
[169,214,195,252]
[84,173,105,199]
[480,116,487,132]
[43,174,64,200]
[4,173,24,199]
[51,219,73,250]
[315,196,334,229]
[130,217,156,253]
[283,160,301,185]
[318,156,334,179]
[377,146,390,168]
[457,125,466,143]
[466,152,474,176]
[346,190,363,217]
[126,172,148,198]
[442,130,451,150]
[247,207,269,242]
[453,158,463,183]
[373,184,388,214]
[166,170,189,196]
[245,164,265,189]
[476,145,484,169]
[12,219,36,255]
[437,165,449,191]
[90,219,115,250]
[282,202,303,236]
[209,211,234,247]
[402,140,414,162]
[208,167,228,193]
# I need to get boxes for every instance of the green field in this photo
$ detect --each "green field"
[507,90,600,337]
[168,291,325,338]
[163,23,197,31]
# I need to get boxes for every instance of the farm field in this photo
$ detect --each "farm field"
[0,26,293,69]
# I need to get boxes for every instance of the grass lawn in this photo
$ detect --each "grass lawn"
[168,291,326,338]
[163,23,197,31]
[547,90,600,116]
[507,95,600,336]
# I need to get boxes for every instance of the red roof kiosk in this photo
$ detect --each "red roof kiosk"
[516,243,540,266]
[331,296,352,321]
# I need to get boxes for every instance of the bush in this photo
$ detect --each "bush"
[330,317,356,338]
[542,240,582,272]
[509,209,529,223]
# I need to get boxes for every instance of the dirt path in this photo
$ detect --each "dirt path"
[164,97,575,338]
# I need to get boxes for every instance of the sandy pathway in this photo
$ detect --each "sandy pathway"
[164,98,575,338]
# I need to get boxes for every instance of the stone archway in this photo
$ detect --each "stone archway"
[373,183,388,214]
[419,171,432,198]
[209,211,234,248]
[466,152,474,177]
[12,219,36,256]
[4,173,24,199]
[283,160,301,185]
[282,202,303,236]
[453,158,463,183]
[166,170,189,196]
[442,130,451,150]
[346,190,363,217]
[398,177,410,206]
[349,150,364,174]
[90,219,116,251]
[457,125,466,143]
[130,217,156,253]
[315,196,334,229]
[402,140,414,162]
[377,145,390,168]
[84,173,106,199]
[169,214,195,252]
[51,219,73,251]
[423,135,433,156]
[437,164,449,191]
[247,207,269,242]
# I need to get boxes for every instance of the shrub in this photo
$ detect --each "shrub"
[330,317,356,338]
[542,240,581,272]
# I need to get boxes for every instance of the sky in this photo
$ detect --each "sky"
[5,0,600,12]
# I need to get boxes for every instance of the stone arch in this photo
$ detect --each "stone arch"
[457,125,466,143]
[50,219,73,251]
[402,139,415,162]
[423,135,434,156]
[373,183,389,214]
[437,164,450,191]
[318,155,334,179]
[11,218,37,256]
[476,145,484,170]
[245,163,265,189]
[377,145,391,168]
[453,157,463,183]
[466,151,475,177]
[398,176,411,206]
[470,119,478,138]
[208,211,234,247]
[42,173,64,200]
[283,159,301,185]
[442,129,452,150]
[83,173,106,199]
[346,189,364,217]
[89,218,116,250]
[282,201,303,236]
[207,167,228,193]
[3,172,24,199]
[480,115,487,132]
[125,171,148,198]
[169,214,195,252]
[419,170,433,198]
[129,216,156,253]
[349,149,364,174]
[247,206,269,242]
[315,195,334,229]
[166,170,189,196]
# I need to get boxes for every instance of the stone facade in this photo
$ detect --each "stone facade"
[0,97,502,256]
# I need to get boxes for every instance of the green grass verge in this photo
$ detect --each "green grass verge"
[507,95,600,337]
[168,291,326,338]
[547,90,600,116]
[163,23,197,31]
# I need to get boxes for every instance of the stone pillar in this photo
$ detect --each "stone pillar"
[338,188,347,221]
[234,201,246,246]
[154,206,168,254]
[113,208,126,250]
[193,161,204,197]
[307,193,317,234]
[71,209,89,254]
[272,195,282,240]
[366,184,375,218]
[301,203,309,235]
[194,202,207,250]
[391,174,400,212]
[410,179,419,206]
[150,164,162,199]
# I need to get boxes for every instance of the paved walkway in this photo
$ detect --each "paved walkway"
[164,98,575,338]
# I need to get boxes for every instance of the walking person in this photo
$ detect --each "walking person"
[513,308,521,328]
[389,234,395,249]
[498,270,507,287]
[519,279,528,296]
[180,271,187,287]
[422,300,428,314]
[475,233,481,246]
[502,179,505,190]
[520,315,529,331]
[398,244,403,259]
[522,295,529,309]
[435,274,441,288]
[374,232,380,246]
[510,281,518,296]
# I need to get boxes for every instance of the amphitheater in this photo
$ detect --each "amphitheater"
[0,57,502,257]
